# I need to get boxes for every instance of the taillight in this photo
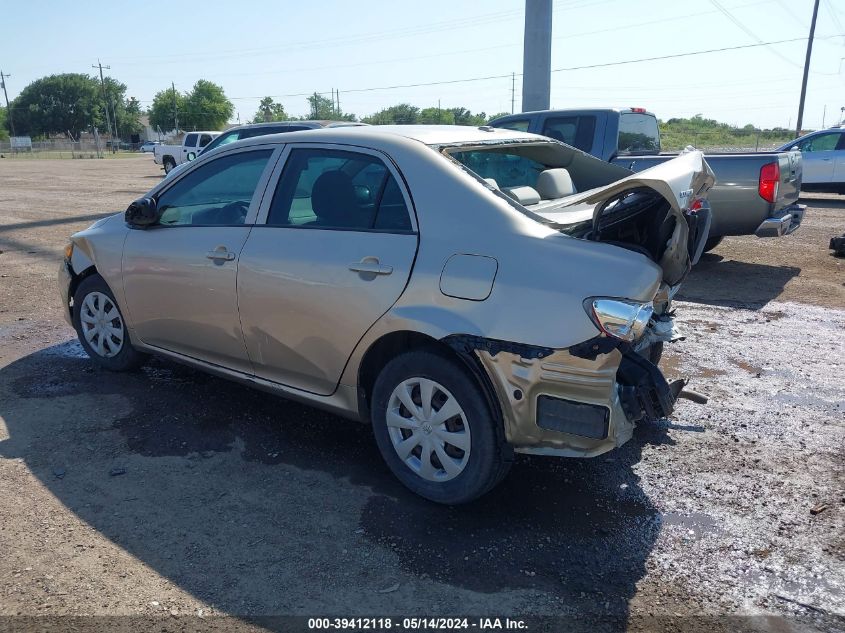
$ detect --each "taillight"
[688,198,705,212]
[759,162,780,203]
[630,107,647,113]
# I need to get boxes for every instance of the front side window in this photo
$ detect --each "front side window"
[542,116,596,152]
[184,133,198,148]
[267,148,412,231]
[798,133,841,152]
[203,130,240,153]
[156,150,273,226]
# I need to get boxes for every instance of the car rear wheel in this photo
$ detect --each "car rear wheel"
[73,274,146,371]
[163,157,176,173]
[371,348,512,504]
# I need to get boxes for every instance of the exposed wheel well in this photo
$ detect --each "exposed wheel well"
[356,330,503,433]
[67,266,99,319]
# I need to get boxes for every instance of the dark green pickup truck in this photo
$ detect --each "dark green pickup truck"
[490,108,804,251]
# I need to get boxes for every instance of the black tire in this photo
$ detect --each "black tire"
[72,274,146,372]
[702,235,724,253]
[371,348,512,504]
[163,157,175,173]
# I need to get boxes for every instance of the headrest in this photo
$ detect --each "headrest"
[535,168,576,199]
[311,170,356,225]
[503,186,541,206]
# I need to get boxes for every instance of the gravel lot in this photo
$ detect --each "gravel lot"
[0,156,842,632]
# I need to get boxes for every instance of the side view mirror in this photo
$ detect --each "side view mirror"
[186,151,196,161]
[125,197,159,228]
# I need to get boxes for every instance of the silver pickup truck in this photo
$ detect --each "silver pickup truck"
[490,108,804,251]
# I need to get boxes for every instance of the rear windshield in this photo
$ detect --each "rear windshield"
[449,149,545,189]
[618,113,660,155]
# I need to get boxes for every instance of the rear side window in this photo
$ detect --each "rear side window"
[541,116,596,152]
[267,148,412,232]
[618,113,660,155]
[198,134,214,148]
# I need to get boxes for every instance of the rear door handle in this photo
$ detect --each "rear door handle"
[348,258,393,275]
[206,249,236,261]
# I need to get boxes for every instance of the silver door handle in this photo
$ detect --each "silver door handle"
[206,250,235,261]
[348,261,393,275]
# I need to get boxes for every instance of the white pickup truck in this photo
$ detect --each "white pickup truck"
[153,131,219,174]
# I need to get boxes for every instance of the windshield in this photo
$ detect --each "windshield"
[200,130,240,154]
[618,113,660,155]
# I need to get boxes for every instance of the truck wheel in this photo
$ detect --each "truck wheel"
[371,348,512,504]
[72,274,146,372]
[702,236,723,253]
[163,157,176,174]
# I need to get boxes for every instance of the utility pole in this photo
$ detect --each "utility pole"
[522,0,552,112]
[92,60,115,148]
[172,81,178,133]
[795,0,820,138]
[336,90,341,117]
[511,72,516,114]
[0,70,14,138]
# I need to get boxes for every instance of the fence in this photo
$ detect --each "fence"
[0,139,140,159]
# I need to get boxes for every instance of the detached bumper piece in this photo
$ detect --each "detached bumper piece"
[755,204,805,238]
[616,348,677,423]
[830,234,845,257]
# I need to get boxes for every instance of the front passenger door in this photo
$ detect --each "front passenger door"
[122,147,278,372]
[799,132,841,184]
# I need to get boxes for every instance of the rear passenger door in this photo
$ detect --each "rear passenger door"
[236,145,418,395]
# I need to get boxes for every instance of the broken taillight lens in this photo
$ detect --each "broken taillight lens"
[759,162,780,203]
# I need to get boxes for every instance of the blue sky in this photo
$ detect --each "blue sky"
[3,0,844,129]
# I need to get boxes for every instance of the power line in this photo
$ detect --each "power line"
[708,0,803,69]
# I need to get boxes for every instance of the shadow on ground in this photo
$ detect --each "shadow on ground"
[0,341,669,625]
[678,255,800,309]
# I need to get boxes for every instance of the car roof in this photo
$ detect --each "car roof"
[227,124,542,149]
[223,120,367,132]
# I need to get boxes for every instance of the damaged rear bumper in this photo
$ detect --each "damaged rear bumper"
[468,338,676,458]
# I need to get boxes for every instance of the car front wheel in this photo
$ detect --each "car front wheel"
[163,157,175,173]
[371,348,512,504]
[72,274,146,371]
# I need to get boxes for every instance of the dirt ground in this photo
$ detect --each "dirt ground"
[0,156,842,632]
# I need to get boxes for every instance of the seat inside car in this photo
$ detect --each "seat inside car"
[535,168,576,200]
[310,170,374,228]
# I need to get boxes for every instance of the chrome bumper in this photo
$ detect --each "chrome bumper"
[755,204,805,238]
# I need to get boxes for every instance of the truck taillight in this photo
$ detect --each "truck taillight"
[630,107,647,113]
[688,198,705,211]
[759,162,780,203]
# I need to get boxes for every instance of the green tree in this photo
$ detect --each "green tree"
[0,107,8,140]
[305,93,356,121]
[251,97,288,123]
[418,107,454,125]
[486,112,511,123]
[101,77,143,139]
[10,73,104,139]
[183,80,233,130]
[147,86,186,133]
[362,103,420,125]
